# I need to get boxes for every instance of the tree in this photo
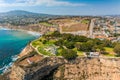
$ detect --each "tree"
[55,39,63,46]
[76,36,88,42]
[93,38,102,45]
[112,42,118,48]
[97,44,105,52]
[62,34,73,41]
[75,43,81,50]
[102,39,112,47]
[64,41,75,49]
[42,40,47,44]
[51,31,61,37]
[78,43,87,51]
[61,49,77,59]
[114,44,120,56]
[77,40,95,52]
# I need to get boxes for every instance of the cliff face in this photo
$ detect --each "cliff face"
[52,58,120,80]
[18,45,34,58]
[2,45,120,80]
[0,24,58,34]
[9,57,120,80]
[9,56,65,80]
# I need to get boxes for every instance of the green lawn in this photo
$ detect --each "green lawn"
[104,47,114,54]
[104,53,116,57]
[31,37,57,56]
[45,40,56,45]
[77,51,84,56]
[38,46,54,56]
[81,19,90,24]
[103,47,116,57]
[32,40,43,47]
[56,48,63,56]
[40,22,53,27]
[73,48,84,56]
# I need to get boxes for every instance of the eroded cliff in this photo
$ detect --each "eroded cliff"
[2,45,120,80]
[52,58,120,80]
[9,57,120,80]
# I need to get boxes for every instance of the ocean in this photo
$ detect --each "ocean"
[0,29,39,74]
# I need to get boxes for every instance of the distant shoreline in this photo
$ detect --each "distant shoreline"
[0,26,42,37]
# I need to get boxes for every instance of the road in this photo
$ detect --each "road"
[89,19,95,38]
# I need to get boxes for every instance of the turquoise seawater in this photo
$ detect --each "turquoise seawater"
[0,29,38,74]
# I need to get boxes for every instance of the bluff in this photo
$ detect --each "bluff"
[1,45,120,80]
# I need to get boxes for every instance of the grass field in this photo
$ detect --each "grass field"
[38,46,54,56]
[32,37,55,56]
[103,47,116,57]
[104,47,115,54]
[81,19,90,24]
[32,40,43,47]
[77,51,84,56]
[104,53,116,57]
[40,22,53,27]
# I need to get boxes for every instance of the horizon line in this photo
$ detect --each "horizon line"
[0,10,120,16]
